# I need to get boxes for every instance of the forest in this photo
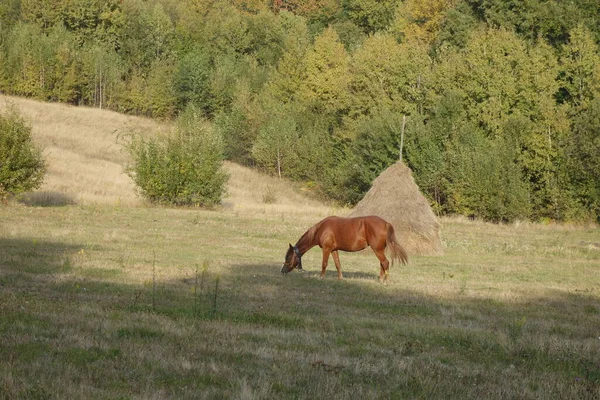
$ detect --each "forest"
[0,0,599,222]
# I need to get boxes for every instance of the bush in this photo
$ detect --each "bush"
[125,105,228,206]
[0,106,46,199]
[446,131,531,223]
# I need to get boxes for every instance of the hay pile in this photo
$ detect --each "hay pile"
[349,161,443,256]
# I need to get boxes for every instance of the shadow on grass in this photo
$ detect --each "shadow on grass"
[1,258,599,399]
[0,237,84,279]
[18,191,76,207]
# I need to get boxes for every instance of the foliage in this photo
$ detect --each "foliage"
[300,27,350,117]
[558,24,600,107]
[342,109,405,201]
[2,0,600,221]
[125,105,227,206]
[463,0,598,46]
[390,0,458,45]
[566,98,600,222]
[342,0,399,34]
[173,46,213,113]
[251,101,299,177]
[80,43,125,109]
[446,130,531,222]
[0,106,46,198]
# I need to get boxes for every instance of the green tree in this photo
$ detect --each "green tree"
[263,12,310,105]
[405,92,468,213]
[0,0,20,33]
[0,106,46,199]
[214,106,253,164]
[331,19,365,52]
[244,10,285,66]
[59,0,124,48]
[348,33,430,119]
[209,54,249,117]
[20,0,64,29]
[46,24,83,103]
[464,0,589,46]
[120,1,175,71]
[558,24,600,107]
[144,59,177,119]
[4,23,50,98]
[343,0,399,34]
[199,2,251,57]
[432,2,478,53]
[125,105,227,206]
[447,130,531,222]
[81,44,125,109]
[280,0,341,27]
[215,69,268,165]
[293,114,334,182]
[174,46,213,114]
[432,27,572,219]
[251,102,299,178]
[342,108,407,202]
[407,91,531,221]
[300,27,350,118]
[566,98,600,221]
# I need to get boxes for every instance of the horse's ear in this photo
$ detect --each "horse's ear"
[289,243,293,249]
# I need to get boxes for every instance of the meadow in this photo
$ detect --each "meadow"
[1,96,599,399]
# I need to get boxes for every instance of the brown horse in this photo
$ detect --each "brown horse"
[281,216,408,282]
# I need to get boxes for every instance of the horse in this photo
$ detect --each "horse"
[281,216,408,283]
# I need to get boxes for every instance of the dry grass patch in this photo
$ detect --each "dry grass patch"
[0,95,333,216]
[0,95,169,206]
[223,161,338,217]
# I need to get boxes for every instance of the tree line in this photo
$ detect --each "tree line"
[1,0,599,222]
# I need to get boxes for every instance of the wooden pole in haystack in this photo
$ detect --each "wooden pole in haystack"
[399,115,406,162]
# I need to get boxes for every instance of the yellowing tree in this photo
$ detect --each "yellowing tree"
[349,33,430,118]
[391,0,457,45]
[300,27,350,115]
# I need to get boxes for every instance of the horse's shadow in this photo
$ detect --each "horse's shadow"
[231,262,382,282]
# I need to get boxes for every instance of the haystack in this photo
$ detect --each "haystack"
[349,161,443,256]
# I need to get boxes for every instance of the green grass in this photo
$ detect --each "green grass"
[1,205,599,399]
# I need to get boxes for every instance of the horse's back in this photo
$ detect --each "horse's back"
[318,215,388,233]
[320,215,387,225]
[316,215,389,251]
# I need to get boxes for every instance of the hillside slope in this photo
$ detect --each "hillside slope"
[0,95,334,215]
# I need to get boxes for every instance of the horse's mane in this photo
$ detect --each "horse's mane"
[297,222,318,248]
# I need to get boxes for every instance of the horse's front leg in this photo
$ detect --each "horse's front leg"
[320,248,331,279]
[332,250,343,279]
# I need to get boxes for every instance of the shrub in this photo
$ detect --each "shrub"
[125,105,228,206]
[0,106,46,199]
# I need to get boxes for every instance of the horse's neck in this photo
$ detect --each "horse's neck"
[296,227,317,255]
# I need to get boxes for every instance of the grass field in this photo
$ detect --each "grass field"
[1,206,599,399]
[1,96,600,399]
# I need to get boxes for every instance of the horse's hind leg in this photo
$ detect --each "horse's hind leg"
[374,249,390,283]
[320,248,331,279]
[332,250,343,279]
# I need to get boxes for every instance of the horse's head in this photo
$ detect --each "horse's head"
[281,243,302,274]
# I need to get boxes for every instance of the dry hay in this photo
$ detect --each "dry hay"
[349,161,443,256]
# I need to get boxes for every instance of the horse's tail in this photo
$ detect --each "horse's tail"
[386,223,408,266]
